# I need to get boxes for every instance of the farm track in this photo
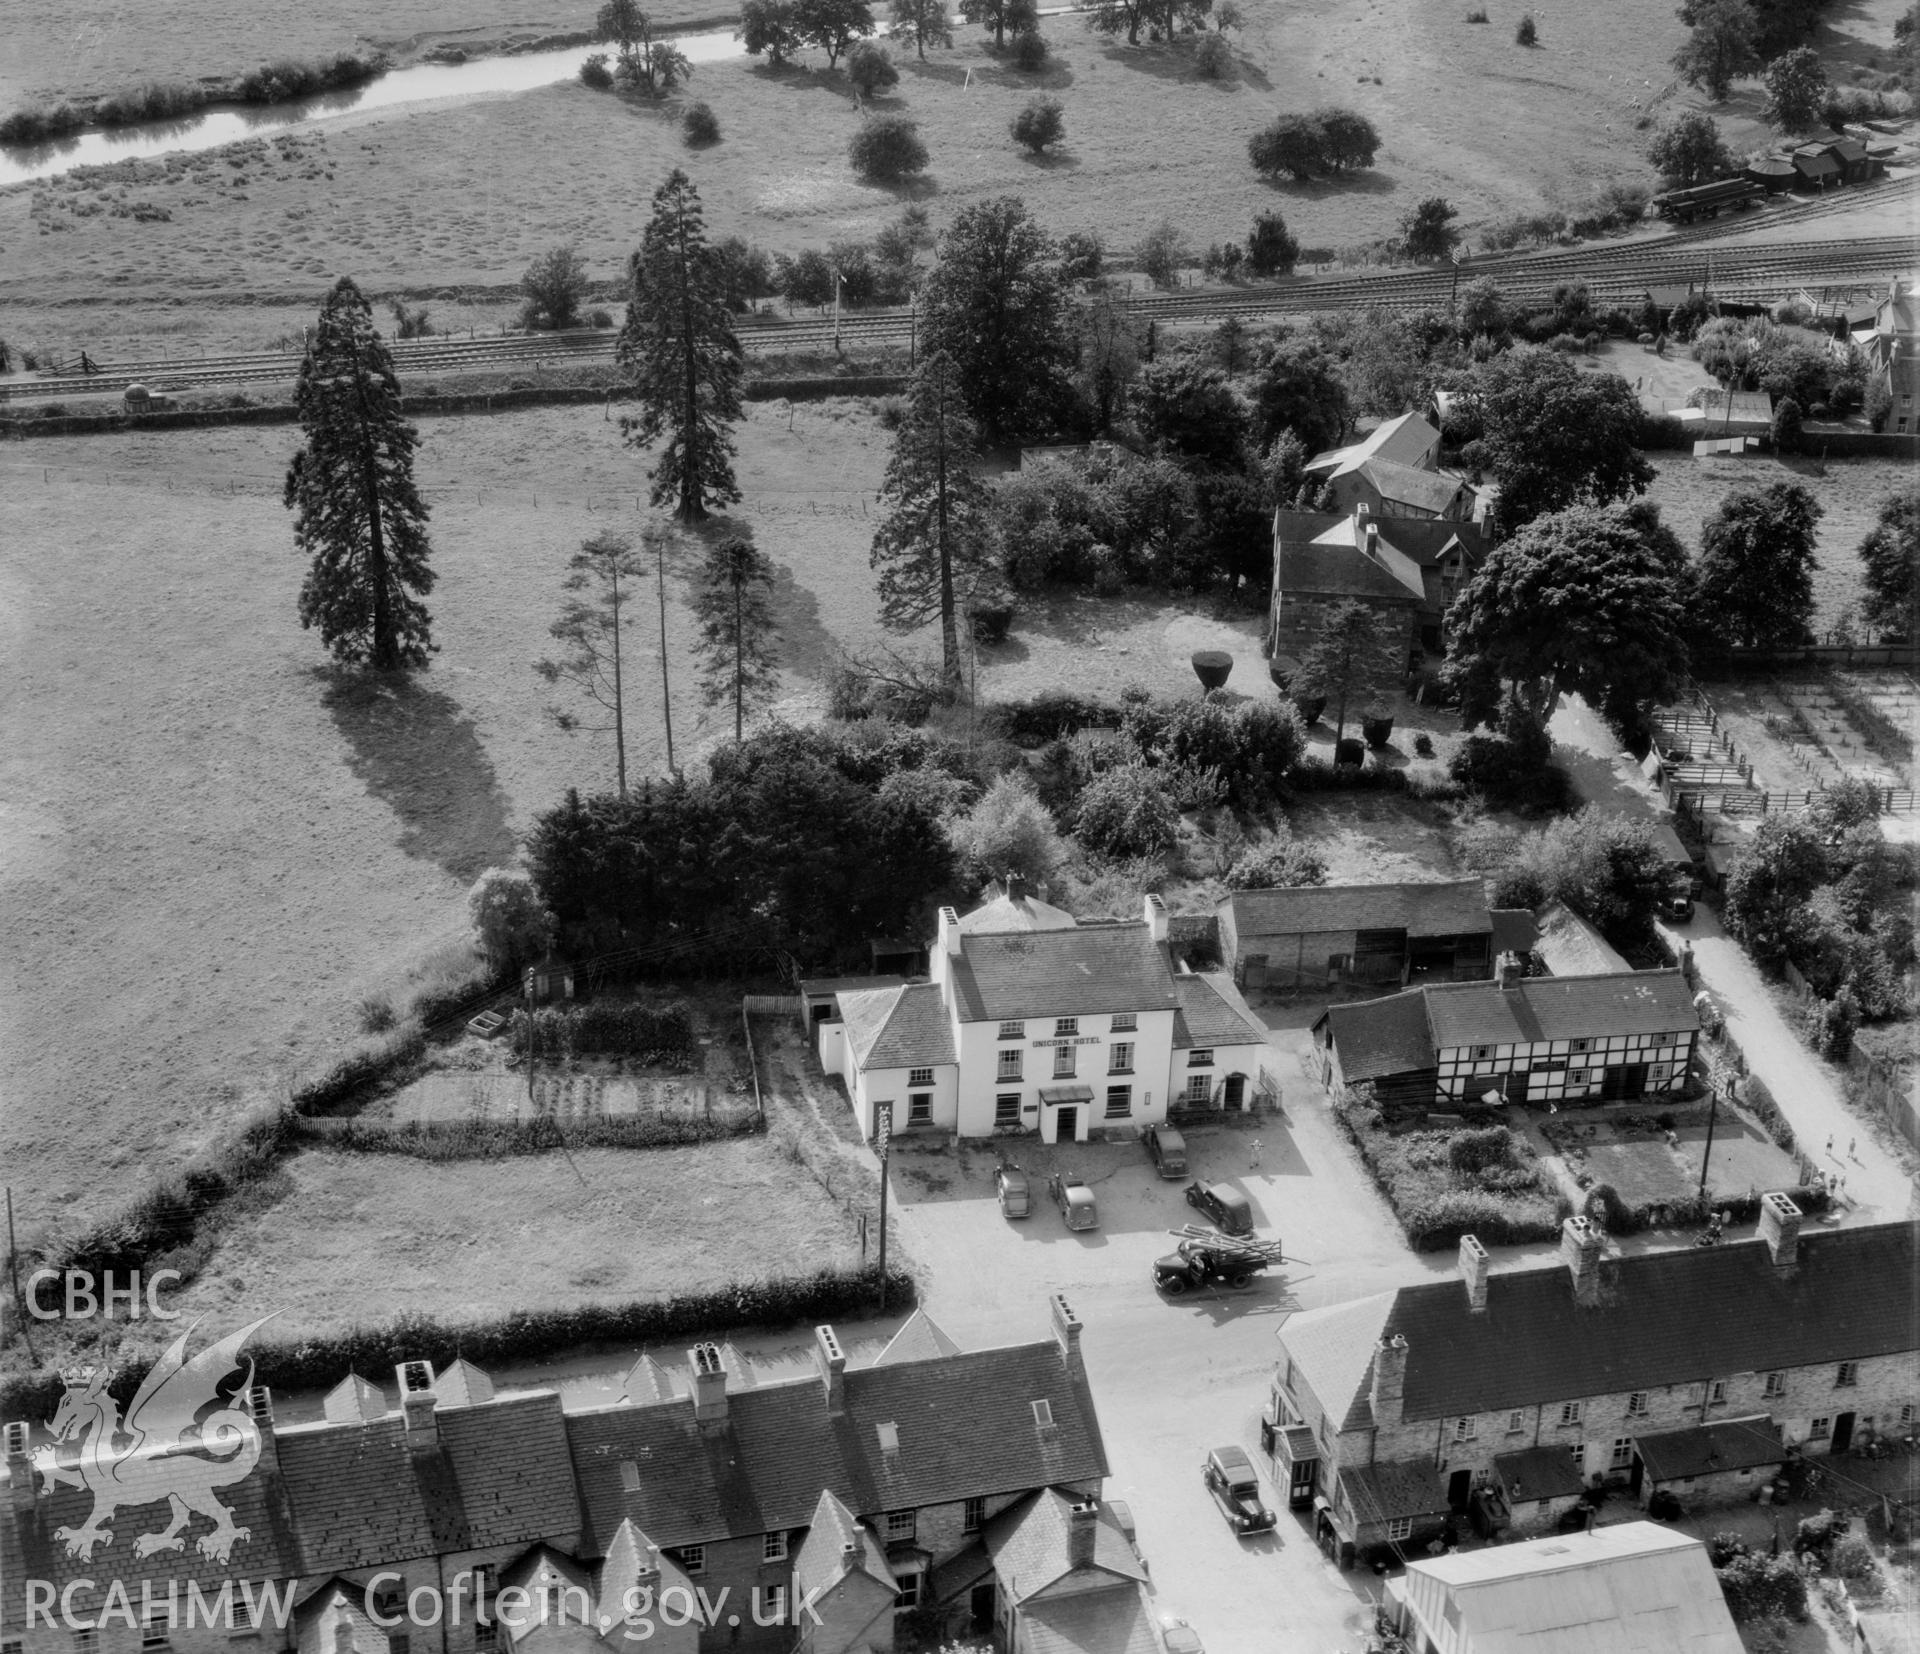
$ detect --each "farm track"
[6,220,1913,403]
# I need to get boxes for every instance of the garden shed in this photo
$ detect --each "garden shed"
[1630,1416,1785,1509]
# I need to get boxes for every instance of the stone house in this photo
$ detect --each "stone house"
[1265,1202,1919,1560]
[1315,965,1699,1110]
[2,1302,1127,1654]
[1268,507,1486,672]
[1303,414,1473,522]
[1216,880,1536,992]
[816,895,1272,1145]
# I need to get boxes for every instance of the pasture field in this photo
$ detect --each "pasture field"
[3,0,1858,313]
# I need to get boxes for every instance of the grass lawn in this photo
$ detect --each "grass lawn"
[1642,451,1910,637]
[1,0,1838,312]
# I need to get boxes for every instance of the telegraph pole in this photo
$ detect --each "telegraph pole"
[1698,1076,1727,1199]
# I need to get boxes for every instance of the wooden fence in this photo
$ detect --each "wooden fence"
[1846,1045,1920,1152]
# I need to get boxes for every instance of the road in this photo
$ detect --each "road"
[1548,694,1917,1227]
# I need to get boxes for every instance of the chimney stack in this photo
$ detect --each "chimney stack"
[1006,871,1028,904]
[1051,1292,1084,1382]
[1143,894,1169,944]
[1497,952,1524,990]
[1365,520,1380,561]
[1560,1216,1604,1308]
[1458,1235,1490,1313]
[934,905,963,987]
[688,1343,728,1427]
[1065,1498,1100,1572]
[1758,1191,1803,1273]
[813,1325,846,1416]
[5,1422,34,1517]
[397,1361,439,1453]
[248,1386,279,1476]
[1369,1333,1409,1430]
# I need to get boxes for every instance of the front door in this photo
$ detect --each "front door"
[1054,1106,1078,1144]
[968,1583,996,1634]
[1603,1063,1649,1101]
[1629,1454,1645,1498]
[1224,1074,1246,1109]
[1448,1468,1472,1511]
[1290,1458,1318,1508]
[1833,1412,1856,1453]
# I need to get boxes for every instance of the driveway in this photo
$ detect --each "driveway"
[1549,695,1917,1228]
[893,1024,1460,1654]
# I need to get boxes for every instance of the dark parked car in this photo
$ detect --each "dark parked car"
[1144,1124,1188,1178]
[1184,1180,1254,1237]
[1202,1445,1275,1534]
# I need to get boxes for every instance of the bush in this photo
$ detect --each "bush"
[1074,765,1179,859]
[682,99,720,143]
[1718,1554,1808,1623]
[1137,219,1188,290]
[0,102,87,145]
[94,81,205,124]
[232,50,388,104]
[293,1025,428,1115]
[1058,230,1104,282]
[1244,211,1300,277]
[1515,11,1536,43]
[468,867,556,968]
[849,114,928,181]
[1225,836,1328,889]
[521,244,590,331]
[948,772,1066,887]
[580,51,614,86]
[1009,27,1049,68]
[1193,31,1232,75]
[1010,94,1065,153]
[991,691,1125,745]
[1448,722,1575,813]
[1772,395,1803,454]
[506,999,697,1062]
[1707,1533,1752,1569]
[847,41,898,94]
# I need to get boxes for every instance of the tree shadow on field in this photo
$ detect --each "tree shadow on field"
[1018,147,1083,171]
[905,56,972,86]
[1094,38,1211,82]
[1259,167,1398,198]
[317,668,516,883]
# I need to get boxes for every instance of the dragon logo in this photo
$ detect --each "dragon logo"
[31,1316,276,1565]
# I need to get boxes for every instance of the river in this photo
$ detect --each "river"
[0,30,748,190]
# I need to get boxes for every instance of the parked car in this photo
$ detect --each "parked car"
[1048,1171,1099,1230]
[1143,1124,1188,1178]
[1160,1618,1203,1654]
[1202,1445,1276,1534]
[1184,1180,1254,1236]
[995,1162,1031,1219]
[1662,879,1696,923]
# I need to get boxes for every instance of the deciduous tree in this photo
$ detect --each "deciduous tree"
[1723,814,1828,965]
[284,276,435,672]
[1764,44,1828,131]
[617,170,745,521]
[1466,347,1651,531]
[849,113,929,180]
[737,0,807,62]
[871,351,998,691]
[521,244,590,330]
[959,0,1036,47]
[467,867,555,967]
[797,0,876,66]
[1250,334,1350,454]
[1074,289,1140,435]
[948,772,1065,886]
[1858,486,1920,641]
[920,196,1076,442]
[1244,210,1299,276]
[534,531,647,794]
[1670,0,1760,100]
[1293,600,1403,751]
[1399,196,1459,262]
[888,0,954,56]
[847,38,898,90]
[1132,358,1249,471]
[1442,502,1691,729]
[1647,110,1735,186]
[692,533,781,740]
[1010,94,1064,153]
[1248,112,1324,179]
[1694,479,1821,651]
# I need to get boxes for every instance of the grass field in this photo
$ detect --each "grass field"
[3,0,1855,312]
[1642,451,1909,636]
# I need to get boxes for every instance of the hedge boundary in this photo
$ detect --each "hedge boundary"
[290,1113,753,1156]
[0,1264,912,1424]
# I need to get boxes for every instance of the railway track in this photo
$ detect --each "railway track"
[6,222,1910,404]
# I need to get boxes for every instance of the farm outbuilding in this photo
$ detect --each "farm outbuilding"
[1744,156,1797,194]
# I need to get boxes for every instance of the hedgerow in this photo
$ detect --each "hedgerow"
[506,1000,698,1063]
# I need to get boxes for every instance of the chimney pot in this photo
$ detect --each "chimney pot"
[1497,952,1524,989]
[1458,1235,1490,1313]
[1143,894,1169,944]
[1560,1216,1604,1307]
[1759,1191,1803,1272]
[814,1325,847,1415]
[1066,1498,1099,1571]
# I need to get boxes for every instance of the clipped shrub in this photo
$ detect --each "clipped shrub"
[1413,732,1435,758]
[1191,650,1233,691]
[1009,27,1049,69]
[682,99,721,143]
[849,114,928,182]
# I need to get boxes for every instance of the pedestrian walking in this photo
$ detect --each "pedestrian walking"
[1249,1137,1263,1169]
[1827,1134,1834,1155]
[1848,1137,1856,1160]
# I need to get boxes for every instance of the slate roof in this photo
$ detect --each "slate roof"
[1341,1460,1451,1525]
[1533,900,1633,979]
[792,1488,895,1603]
[1020,1585,1159,1654]
[1321,990,1439,1083]
[1276,509,1489,570]
[1423,968,1698,1050]
[1280,1221,1918,1426]
[874,1309,963,1364]
[947,924,1182,1023]
[958,889,1079,933]
[1492,1446,1586,1503]
[1489,909,1540,956]
[1172,972,1269,1050]
[1277,538,1424,603]
[1225,880,1491,940]
[1633,1417,1785,1483]
[1356,458,1470,517]
[566,1340,1108,1551]
[986,1491,1148,1604]
[1306,413,1441,478]
[841,981,956,1071]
